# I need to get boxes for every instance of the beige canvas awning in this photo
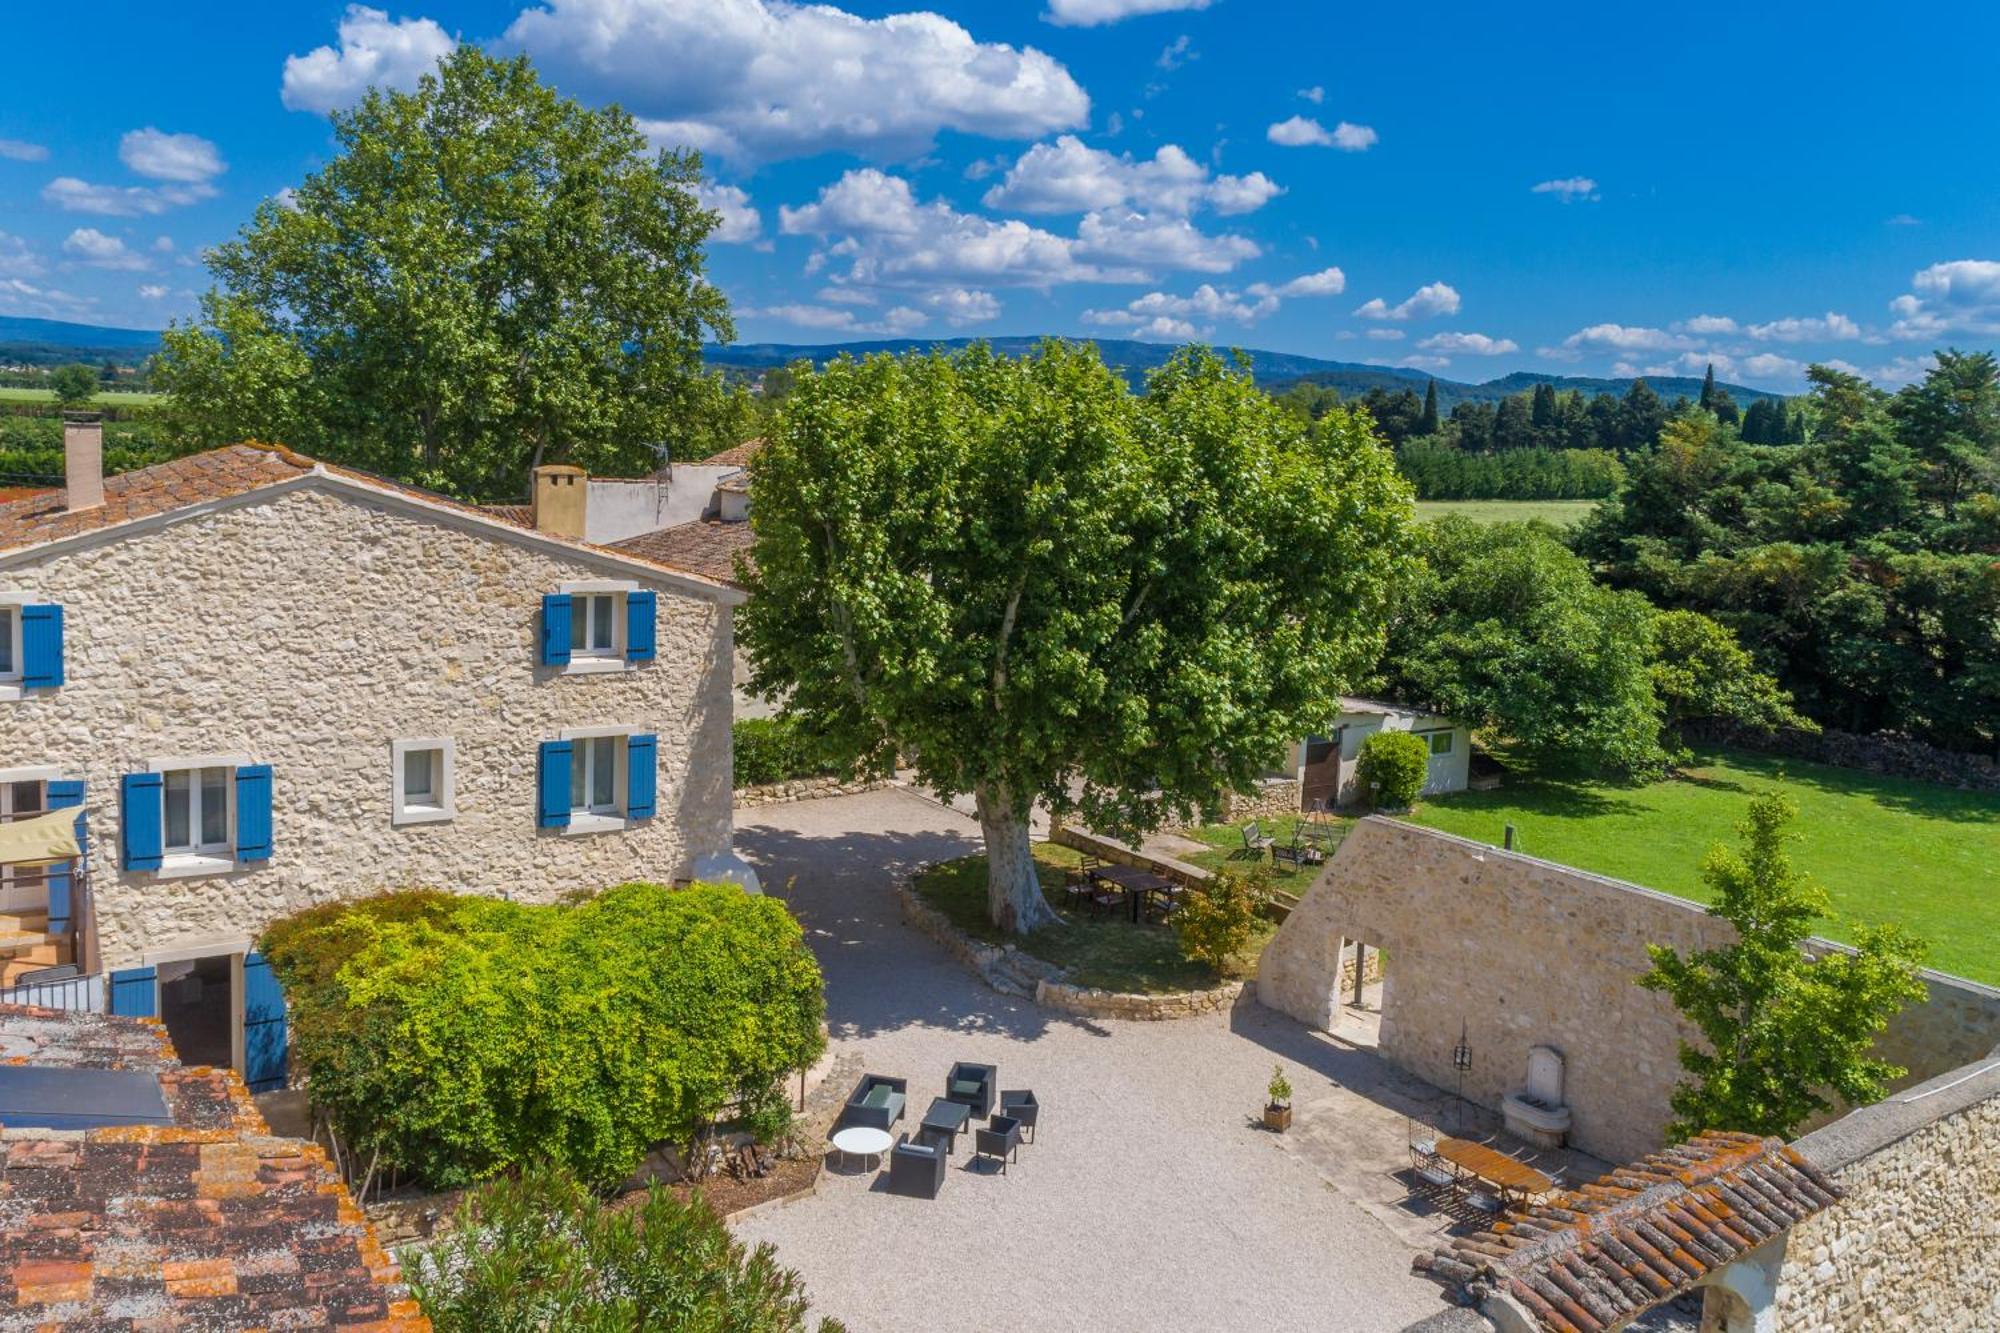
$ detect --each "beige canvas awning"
[0,807,82,867]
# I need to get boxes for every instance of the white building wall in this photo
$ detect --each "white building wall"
[584,467,739,544]
[1332,710,1471,803]
[0,486,735,969]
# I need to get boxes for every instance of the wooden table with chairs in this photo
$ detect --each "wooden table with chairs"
[1086,863,1180,923]
[1435,1137,1556,1207]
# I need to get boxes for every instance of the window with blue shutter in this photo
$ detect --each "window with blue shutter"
[20,603,63,689]
[626,733,658,820]
[43,780,84,938]
[625,590,656,662]
[109,966,157,1018]
[537,740,573,827]
[540,593,573,666]
[243,952,289,1092]
[120,772,163,871]
[234,765,273,863]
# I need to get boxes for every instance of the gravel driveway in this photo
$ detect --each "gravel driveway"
[730,786,1443,1333]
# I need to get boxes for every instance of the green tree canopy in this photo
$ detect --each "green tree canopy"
[48,363,97,407]
[739,342,1417,932]
[1638,792,1927,1140]
[156,46,745,500]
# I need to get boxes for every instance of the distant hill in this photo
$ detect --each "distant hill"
[0,317,165,369]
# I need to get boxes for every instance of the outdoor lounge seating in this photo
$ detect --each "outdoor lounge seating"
[975,1114,1023,1173]
[888,1134,947,1199]
[998,1089,1039,1142]
[945,1062,996,1119]
[1239,821,1275,858]
[841,1074,908,1131]
[1271,835,1313,870]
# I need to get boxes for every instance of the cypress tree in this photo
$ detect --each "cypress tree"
[1420,379,1440,436]
[1699,363,1719,413]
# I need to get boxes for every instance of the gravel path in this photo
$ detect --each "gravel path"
[731,787,1442,1333]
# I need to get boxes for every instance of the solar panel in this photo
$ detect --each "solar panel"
[0,1065,172,1130]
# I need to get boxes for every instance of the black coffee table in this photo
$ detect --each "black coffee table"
[920,1096,972,1152]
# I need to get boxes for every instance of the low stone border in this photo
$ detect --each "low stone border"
[897,869,1244,1022]
[734,775,895,808]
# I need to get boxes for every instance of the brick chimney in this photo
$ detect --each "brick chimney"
[531,464,587,539]
[62,412,104,512]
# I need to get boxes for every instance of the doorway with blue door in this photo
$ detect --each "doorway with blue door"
[108,946,288,1092]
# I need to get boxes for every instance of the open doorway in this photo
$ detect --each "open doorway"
[158,954,236,1071]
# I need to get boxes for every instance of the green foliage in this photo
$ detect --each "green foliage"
[1174,866,1269,976]
[1266,1065,1293,1107]
[1396,441,1624,500]
[733,716,843,789]
[47,363,98,407]
[1356,730,1430,808]
[156,46,743,500]
[260,883,825,1189]
[1637,793,1928,1140]
[739,341,1417,933]
[1652,609,1815,741]
[406,1161,843,1333]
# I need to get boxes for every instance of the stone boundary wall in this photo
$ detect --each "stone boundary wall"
[1157,776,1303,833]
[733,775,894,808]
[1771,1047,2000,1330]
[1048,825,1212,886]
[1260,817,2000,1166]
[1687,719,2000,793]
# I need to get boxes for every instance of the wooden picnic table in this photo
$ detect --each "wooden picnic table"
[1087,863,1178,923]
[1436,1138,1554,1199]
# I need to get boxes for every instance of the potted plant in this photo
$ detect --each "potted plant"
[1264,1065,1293,1132]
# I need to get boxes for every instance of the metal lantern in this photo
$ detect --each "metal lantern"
[1452,1021,1473,1130]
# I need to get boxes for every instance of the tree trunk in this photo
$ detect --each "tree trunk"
[975,782,1061,936]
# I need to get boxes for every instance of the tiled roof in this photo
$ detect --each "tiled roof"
[699,438,764,468]
[0,1004,430,1331]
[478,502,533,528]
[1414,1132,1841,1333]
[612,518,756,586]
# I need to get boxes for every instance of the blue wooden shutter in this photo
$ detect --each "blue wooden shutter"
[109,966,157,1017]
[540,593,573,666]
[242,951,289,1092]
[234,765,273,863]
[43,780,84,938]
[120,772,163,872]
[625,590,657,662]
[626,733,658,820]
[20,603,63,688]
[537,740,572,827]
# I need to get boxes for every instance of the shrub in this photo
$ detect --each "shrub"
[260,883,826,1189]
[1174,867,1268,976]
[1356,730,1430,809]
[734,716,844,789]
[405,1161,845,1332]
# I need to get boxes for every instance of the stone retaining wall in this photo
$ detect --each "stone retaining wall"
[734,775,894,808]
[1688,720,2000,793]
[1048,825,1212,886]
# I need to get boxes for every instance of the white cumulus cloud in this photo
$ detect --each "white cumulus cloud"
[1531,176,1597,202]
[118,128,227,183]
[507,0,1089,161]
[1266,115,1375,150]
[1745,312,1861,343]
[138,284,170,300]
[1042,0,1213,26]
[0,232,43,279]
[1558,323,1692,353]
[923,287,1001,325]
[1354,281,1459,322]
[1249,266,1345,298]
[695,183,761,244]
[41,177,215,217]
[1418,331,1517,356]
[1074,208,1259,274]
[1083,283,1276,332]
[1676,314,1738,335]
[1888,259,2000,340]
[0,139,49,162]
[62,228,150,271]
[282,5,456,114]
[980,136,1279,216]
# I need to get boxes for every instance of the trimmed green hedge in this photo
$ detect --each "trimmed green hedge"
[260,883,826,1189]
[1357,730,1430,809]
[734,716,845,789]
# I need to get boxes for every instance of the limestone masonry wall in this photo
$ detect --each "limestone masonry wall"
[1259,818,2000,1165]
[0,486,735,967]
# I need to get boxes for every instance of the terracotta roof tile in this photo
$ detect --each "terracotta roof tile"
[478,503,533,527]
[698,438,764,468]
[1413,1132,1841,1332]
[611,518,756,586]
[0,1004,430,1331]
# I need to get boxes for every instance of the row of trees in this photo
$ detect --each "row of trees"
[1396,440,1625,500]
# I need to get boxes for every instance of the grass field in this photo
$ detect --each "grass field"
[1402,746,2000,983]
[1415,499,1600,526]
[0,387,163,406]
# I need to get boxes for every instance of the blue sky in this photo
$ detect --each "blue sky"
[4,0,1998,390]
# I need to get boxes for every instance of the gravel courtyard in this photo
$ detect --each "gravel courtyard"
[730,786,1446,1333]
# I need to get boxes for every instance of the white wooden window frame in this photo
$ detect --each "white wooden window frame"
[0,591,34,699]
[0,766,60,895]
[1421,729,1455,756]
[147,753,250,879]
[390,737,456,826]
[558,725,640,835]
[558,580,638,675]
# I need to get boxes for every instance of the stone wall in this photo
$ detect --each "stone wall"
[1,485,736,968]
[1688,719,2000,794]
[1769,1050,2000,1331]
[733,775,894,809]
[1259,818,2000,1166]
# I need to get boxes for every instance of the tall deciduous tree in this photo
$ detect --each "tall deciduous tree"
[1639,792,1926,1140]
[156,46,744,500]
[48,363,97,407]
[740,343,1417,933]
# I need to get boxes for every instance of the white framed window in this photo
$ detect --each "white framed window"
[0,767,56,894]
[0,604,18,682]
[1423,730,1454,756]
[147,754,250,877]
[391,738,455,825]
[558,580,636,674]
[558,725,640,834]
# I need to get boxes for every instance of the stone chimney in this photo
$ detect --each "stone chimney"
[62,412,104,512]
[531,464,587,539]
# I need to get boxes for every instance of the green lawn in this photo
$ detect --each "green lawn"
[0,387,163,406]
[1402,747,2000,983]
[910,843,1273,993]
[1175,813,1351,887]
[1415,499,1600,526]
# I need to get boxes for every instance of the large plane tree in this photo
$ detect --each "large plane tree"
[739,342,1416,933]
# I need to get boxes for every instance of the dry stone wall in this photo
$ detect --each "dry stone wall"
[1260,818,2000,1165]
[0,485,735,968]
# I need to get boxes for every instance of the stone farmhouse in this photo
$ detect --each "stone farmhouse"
[0,420,754,1093]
